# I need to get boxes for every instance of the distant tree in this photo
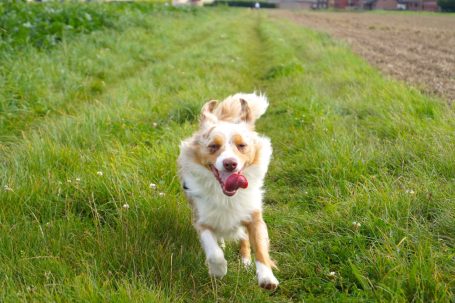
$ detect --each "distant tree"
[438,0,455,11]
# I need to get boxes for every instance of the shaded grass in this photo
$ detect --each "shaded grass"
[0,5,454,302]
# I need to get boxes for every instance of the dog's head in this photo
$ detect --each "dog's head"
[192,99,259,196]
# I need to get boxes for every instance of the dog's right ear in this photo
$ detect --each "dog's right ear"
[200,100,218,128]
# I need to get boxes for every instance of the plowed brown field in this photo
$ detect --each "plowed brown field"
[273,11,455,102]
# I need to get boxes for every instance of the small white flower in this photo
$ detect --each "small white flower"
[67,179,72,183]
[75,178,81,182]
[352,221,361,228]
[405,189,415,195]
[352,221,362,231]
[304,191,308,195]
[149,183,157,189]
[152,122,158,128]
[329,271,336,277]
[4,185,13,192]
[159,192,165,197]
[122,203,130,209]
[97,171,103,176]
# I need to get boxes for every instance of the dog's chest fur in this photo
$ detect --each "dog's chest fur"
[183,166,264,239]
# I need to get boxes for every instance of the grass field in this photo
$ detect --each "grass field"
[1,3,454,302]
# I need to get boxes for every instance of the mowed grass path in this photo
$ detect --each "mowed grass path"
[1,6,454,302]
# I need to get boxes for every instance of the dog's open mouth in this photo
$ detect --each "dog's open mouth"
[210,165,248,196]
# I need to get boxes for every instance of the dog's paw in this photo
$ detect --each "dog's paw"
[242,256,252,269]
[258,274,279,290]
[256,262,279,290]
[207,255,227,278]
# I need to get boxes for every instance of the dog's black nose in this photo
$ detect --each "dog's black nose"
[223,158,238,172]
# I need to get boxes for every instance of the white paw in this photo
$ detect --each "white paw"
[256,262,279,290]
[207,255,227,278]
[242,256,252,268]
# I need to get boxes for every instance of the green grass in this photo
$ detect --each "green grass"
[0,4,454,302]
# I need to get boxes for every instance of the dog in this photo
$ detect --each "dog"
[177,92,279,290]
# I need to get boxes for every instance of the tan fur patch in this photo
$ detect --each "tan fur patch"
[215,101,241,122]
[212,97,255,130]
[212,135,224,148]
[192,133,225,169]
[239,98,253,124]
[231,134,256,169]
[240,237,251,260]
[252,142,262,166]
[243,211,277,269]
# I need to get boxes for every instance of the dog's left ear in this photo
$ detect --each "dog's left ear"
[240,99,253,125]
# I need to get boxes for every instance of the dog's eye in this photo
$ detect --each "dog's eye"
[208,144,220,153]
[237,143,247,151]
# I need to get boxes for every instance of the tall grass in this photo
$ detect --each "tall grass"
[0,4,453,302]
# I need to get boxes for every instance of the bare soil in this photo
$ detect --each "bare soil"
[273,11,455,102]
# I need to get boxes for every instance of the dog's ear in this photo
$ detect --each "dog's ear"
[239,99,253,125]
[200,100,218,128]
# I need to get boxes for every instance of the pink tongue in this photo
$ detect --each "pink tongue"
[224,174,248,192]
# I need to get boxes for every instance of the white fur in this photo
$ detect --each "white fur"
[242,256,252,268]
[200,230,227,277]
[256,261,279,288]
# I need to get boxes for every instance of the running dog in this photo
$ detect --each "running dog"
[177,92,278,290]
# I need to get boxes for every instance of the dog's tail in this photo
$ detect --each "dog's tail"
[211,92,269,125]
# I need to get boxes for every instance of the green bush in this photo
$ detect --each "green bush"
[0,2,114,50]
[438,0,455,11]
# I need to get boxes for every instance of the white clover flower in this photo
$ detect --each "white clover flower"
[122,203,130,210]
[97,171,103,176]
[149,183,157,189]
[352,221,361,228]
[159,192,165,197]
[352,221,362,230]
[329,271,336,277]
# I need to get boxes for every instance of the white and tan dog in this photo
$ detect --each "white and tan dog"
[178,92,279,290]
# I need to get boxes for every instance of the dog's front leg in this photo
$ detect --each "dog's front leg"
[245,211,279,290]
[198,227,227,278]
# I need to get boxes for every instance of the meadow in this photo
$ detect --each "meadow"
[0,3,454,302]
